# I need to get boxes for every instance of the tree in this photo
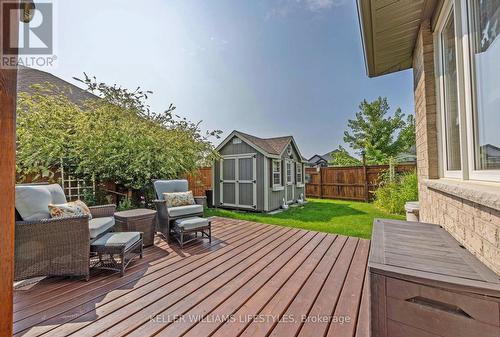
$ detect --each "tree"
[16,78,222,194]
[329,146,362,167]
[16,85,82,181]
[343,97,415,164]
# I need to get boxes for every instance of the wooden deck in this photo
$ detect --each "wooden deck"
[13,217,370,337]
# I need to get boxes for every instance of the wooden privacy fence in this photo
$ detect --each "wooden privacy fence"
[305,164,416,201]
[186,166,212,196]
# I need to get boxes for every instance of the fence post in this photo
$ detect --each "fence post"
[362,152,369,202]
[318,166,323,199]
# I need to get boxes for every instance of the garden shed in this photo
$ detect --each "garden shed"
[213,130,307,212]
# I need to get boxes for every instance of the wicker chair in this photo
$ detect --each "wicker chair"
[153,179,204,240]
[14,183,116,281]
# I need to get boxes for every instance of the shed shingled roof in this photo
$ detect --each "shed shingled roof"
[236,131,293,155]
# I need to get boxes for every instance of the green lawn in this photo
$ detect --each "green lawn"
[205,198,404,239]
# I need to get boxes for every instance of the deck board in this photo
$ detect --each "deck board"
[13,217,370,337]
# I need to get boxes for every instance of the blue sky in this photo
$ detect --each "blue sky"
[37,0,414,158]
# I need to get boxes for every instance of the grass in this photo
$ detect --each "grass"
[205,198,404,239]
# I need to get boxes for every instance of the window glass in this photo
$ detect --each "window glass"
[469,0,500,170]
[272,160,281,186]
[296,163,303,183]
[286,161,292,183]
[441,10,462,171]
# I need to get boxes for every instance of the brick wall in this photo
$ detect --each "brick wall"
[419,185,500,274]
[413,22,500,275]
[413,20,439,181]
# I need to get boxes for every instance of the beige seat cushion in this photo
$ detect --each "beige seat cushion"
[167,204,203,218]
[89,216,115,239]
[175,217,209,230]
[91,232,141,250]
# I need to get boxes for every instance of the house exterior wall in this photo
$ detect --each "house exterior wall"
[413,21,500,275]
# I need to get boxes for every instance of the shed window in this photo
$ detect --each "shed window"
[272,160,282,186]
[296,163,303,183]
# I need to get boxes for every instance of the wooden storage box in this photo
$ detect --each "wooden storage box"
[369,219,500,337]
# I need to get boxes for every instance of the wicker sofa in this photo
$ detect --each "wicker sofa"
[153,179,204,240]
[14,183,116,281]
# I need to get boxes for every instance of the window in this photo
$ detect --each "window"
[468,0,500,172]
[286,160,293,184]
[272,160,282,187]
[439,9,462,171]
[434,0,500,182]
[296,163,303,184]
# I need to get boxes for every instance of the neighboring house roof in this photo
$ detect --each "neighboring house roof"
[308,149,356,165]
[17,66,97,106]
[308,154,327,163]
[482,144,500,154]
[216,130,306,161]
[357,0,439,77]
[396,145,417,163]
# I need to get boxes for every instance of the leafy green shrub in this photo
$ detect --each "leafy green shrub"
[16,78,221,192]
[374,171,418,215]
[81,187,97,206]
[117,197,134,211]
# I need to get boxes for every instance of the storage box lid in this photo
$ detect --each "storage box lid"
[114,208,157,220]
[369,219,500,296]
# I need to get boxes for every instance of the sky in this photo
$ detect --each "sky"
[31,0,414,158]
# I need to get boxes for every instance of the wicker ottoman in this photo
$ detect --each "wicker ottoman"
[173,217,211,249]
[114,209,157,247]
[90,232,143,276]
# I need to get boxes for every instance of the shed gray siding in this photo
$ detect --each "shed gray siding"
[213,136,265,211]
[266,142,304,210]
[214,133,305,212]
[219,140,255,156]
[267,157,285,211]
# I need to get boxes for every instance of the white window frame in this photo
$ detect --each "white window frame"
[434,0,500,183]
[296,162,304,187]
[461,0,500,182]
[272,159,283,190]
[434,0,467,179]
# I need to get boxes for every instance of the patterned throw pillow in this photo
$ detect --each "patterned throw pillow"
[48,200,93,220]
[163,191,195,207]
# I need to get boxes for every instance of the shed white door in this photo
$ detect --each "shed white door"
[284,159,294,203]
[220,154,257,209]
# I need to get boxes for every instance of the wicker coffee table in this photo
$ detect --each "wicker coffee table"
[114,208,157,246]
